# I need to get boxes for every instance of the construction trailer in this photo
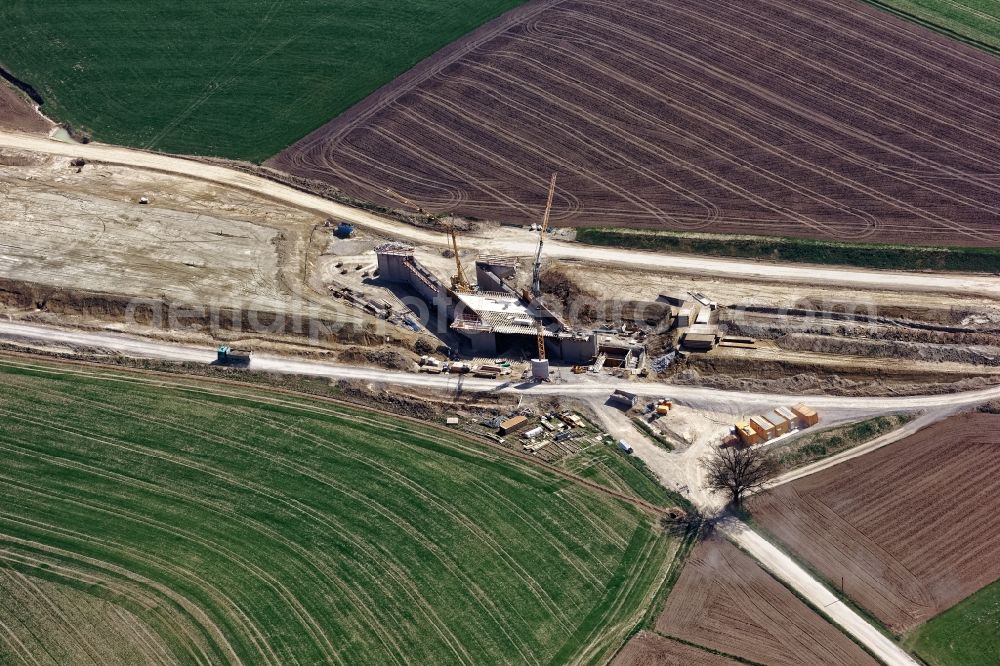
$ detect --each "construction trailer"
[499,415,529,436]
[736,420,761,446]
[749,415,777,442]
[775,406,798,426]
[766,409,791,436]
[792,404,820,427]
[733,405,818,447]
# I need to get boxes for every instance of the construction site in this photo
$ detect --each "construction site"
[8,0,1000,660]
[3,93,1000,666]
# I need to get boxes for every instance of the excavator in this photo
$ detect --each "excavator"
[384,188,471,292]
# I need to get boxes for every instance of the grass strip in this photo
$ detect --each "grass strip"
[576,228,1000,273]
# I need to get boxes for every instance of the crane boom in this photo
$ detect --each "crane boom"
[531,173,558,299]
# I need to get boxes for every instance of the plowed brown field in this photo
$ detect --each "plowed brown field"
[0,82,48,133]
[272,0,1000,246]
[753,412,1000,632]
[613,631,740,666]
[655,535,877,666]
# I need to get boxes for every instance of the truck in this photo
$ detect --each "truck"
[617,439,634,455]
[216,346,252,366]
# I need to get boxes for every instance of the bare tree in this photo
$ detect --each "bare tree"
[703,446,779,508]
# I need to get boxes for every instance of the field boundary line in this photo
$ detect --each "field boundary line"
[651,632,766,666]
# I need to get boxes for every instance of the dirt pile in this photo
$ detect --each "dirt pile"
[0,278,371,343]
[334,379,516,421]
[670,364,1000,397]
[723,310,1000,343]
[338,346,414,370]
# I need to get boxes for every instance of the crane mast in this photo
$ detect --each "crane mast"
[449,227,471,292]
[531,173,558,300]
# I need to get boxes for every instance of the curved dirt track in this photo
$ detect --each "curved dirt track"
[273,0,1000,246]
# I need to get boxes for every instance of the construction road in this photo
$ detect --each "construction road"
[3,130,1000,298]
[3,320,1000,414]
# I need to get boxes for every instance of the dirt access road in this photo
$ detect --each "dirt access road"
[7,319,1000,415]
[3,131,1000,298]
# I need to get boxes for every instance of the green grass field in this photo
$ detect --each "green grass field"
[576,228,1000,273]
[0,1,525,161]
[907,577,1000,665]
[862,0,1000,54]
[0,358,675,665]
[560,438,680,511]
